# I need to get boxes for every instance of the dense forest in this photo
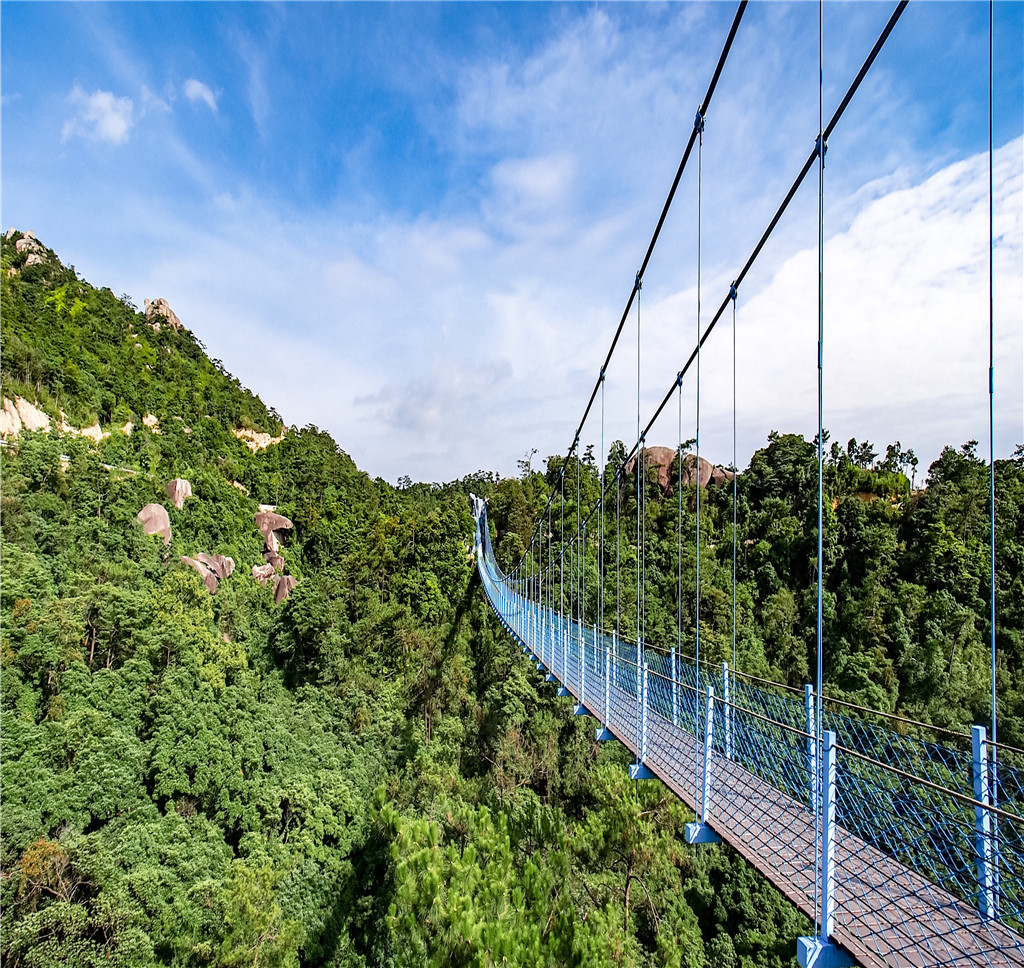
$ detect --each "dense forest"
[1,232,1020,967]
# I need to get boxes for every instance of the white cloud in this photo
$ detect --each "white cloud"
[61,85,134,144]
[183,78,218,112]
[23,7,1020,486]
[140,85,172,115]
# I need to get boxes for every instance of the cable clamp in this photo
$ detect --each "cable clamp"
[694,108,705,133]
[635,272,642,291]
[639,431,646,444]
[729,282,738,302]
[816,134,828,163]
[676,371,684,388]
[599,366,606,382]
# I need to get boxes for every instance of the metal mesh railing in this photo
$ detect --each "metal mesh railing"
[472,500,1024,967]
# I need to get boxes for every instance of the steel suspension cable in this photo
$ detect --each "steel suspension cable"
[988,0,1000,885]
[622,1,909,468]
[511,2,748,578]
[731,284,738,680]
[678,376,683,712]
[537,1,910,568]
[616,459,621,637]
[814,0,825,935]
[600,373,606,631]
[577,448,582,632]
[694,108,705,812]
[636,273,643,746]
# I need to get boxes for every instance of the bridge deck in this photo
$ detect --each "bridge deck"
[498,606,1024,968]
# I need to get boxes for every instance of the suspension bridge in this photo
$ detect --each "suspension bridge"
[469,3,1021,966]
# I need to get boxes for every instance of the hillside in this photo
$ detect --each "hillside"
[1,232,1020,968]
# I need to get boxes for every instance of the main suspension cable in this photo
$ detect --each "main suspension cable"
[511,2,749,575]
[622,1,909,468]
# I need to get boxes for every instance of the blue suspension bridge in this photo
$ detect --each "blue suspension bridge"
[470,3,1021,966]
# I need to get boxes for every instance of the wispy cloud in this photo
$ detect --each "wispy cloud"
[8,3,1018,484]
[230,31,269,136]
[183,78,217,112]
[61,85,134,143]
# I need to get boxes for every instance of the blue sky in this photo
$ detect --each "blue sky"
[2,1,1022,483]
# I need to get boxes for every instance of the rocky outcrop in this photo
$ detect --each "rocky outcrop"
[181,556,219,593]
[166,478,193,510]
[59,410,107,443]
[252,563,277,586]
[137,504,171,544]
[1,396,112,443]
[196,553,234,580]
[234,428,286,453]
[255,511,293,555]
[251,512,296,601]
[1,396,52,437]
[274,575,297,604]
[14,233,46,267]
[0,398,26,438]
[142,414,160,433]
[180,553,235,594]
[144,298,182,332]
[625,446,734,497]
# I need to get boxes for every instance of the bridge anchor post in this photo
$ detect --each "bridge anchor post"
[797,730,852,968]
[686,685,721,844]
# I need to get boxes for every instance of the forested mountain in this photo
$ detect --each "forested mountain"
[1,232,1020,967]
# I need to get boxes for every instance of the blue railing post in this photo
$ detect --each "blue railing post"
[972,725,998,919]
[797,730,852,967]
[686,685,722,844]
[612,630,618,689]
[629,659,655,779]
[806,684,818,810]
[722,661,732,761]
[671,646,679,727]
[574,624,589,716]
[597,630,613,741]
[557,623,570,696]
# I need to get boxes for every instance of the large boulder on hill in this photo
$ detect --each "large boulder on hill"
[274,575,297,604]
[166,478,193,509]
[263,550,285,572]
[180,553,235,593]
[14,235,44,255]
[252,563,277,586]
[181,556,220,594]
[137,504,171,544]
[255,511,293,554]
[196,553,235,580]
[625,447,734,496]
[144,298,182,332]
